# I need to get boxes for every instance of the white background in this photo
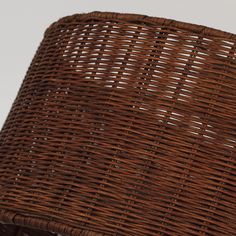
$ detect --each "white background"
[0,0,236,128]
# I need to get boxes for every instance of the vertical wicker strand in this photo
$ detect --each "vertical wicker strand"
[157,33,202,235]
[198,40,236,235]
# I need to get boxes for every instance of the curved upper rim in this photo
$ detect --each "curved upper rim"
[45,11,236,41]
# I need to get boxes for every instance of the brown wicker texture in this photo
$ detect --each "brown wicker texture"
[0,11,236,236]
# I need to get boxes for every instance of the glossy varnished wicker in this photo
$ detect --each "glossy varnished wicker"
[0,11,236,236]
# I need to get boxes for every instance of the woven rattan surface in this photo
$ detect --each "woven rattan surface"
[0,11,236,236]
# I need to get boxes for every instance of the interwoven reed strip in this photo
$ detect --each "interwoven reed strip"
[0,11,236,236]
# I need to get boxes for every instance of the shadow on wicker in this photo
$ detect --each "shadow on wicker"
[0,11,236,236]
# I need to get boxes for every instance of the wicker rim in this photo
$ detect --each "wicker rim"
[0,210,105,236]
[45,11,236,40]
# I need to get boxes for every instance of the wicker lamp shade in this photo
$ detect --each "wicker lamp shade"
[0,11,236,236]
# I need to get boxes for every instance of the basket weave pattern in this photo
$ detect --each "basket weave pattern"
[0,12,236,236]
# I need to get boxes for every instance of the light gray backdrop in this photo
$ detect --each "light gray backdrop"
[1,0,236,128]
